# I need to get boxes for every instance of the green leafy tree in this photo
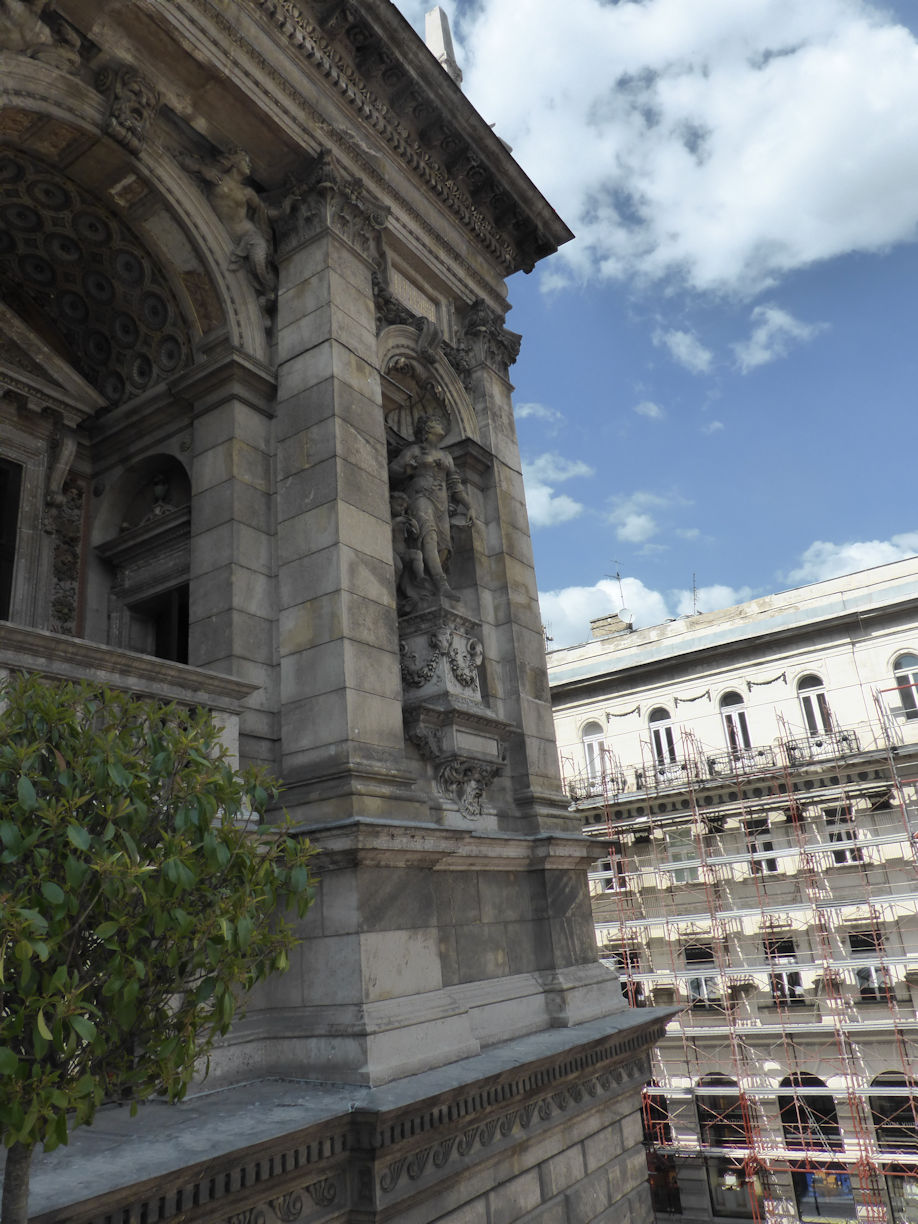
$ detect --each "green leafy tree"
[0,674,317,1224]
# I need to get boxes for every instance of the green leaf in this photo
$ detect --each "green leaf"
[0,1047,20,1075]
[41,881,66,905]
[17,774,37,809]
[95,921,120,940]
[70,1015,97,1042]
[67,824,91,851]
[36,1009,53,1041]
[107,760,132,789]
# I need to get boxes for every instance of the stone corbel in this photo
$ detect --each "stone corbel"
[96,63,160,156]
[42,417,77,531]
[403,701,512,822]
[461,298,521,373]
[278,149,389,265]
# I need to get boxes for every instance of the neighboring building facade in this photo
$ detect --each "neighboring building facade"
[0,4,665,1221]
[548,560,918,1224]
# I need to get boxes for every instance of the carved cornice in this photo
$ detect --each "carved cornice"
[247,0,568,274]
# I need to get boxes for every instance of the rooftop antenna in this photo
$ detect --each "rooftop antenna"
[692,572,701,616]
[425,7,463,85]
[607,561,626,611]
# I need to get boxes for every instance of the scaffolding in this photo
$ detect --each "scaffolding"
[578,695,918,1224]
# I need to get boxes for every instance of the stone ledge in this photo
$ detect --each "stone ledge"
[12,1010,670,1221]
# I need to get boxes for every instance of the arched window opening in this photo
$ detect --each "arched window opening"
[870,1074,918,1152]
[894,654,918,721]
[649,706,677,767]
[696,1075,747,1148]
[791,1167,855,1223]
[798,673,833,736]
[581,720,605,787]
[720,691,751,752]
[778,1074,843,1151]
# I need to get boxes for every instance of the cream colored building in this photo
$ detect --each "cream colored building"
[549,559,918,1224]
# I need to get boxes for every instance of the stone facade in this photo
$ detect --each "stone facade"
[0,2,665,1219]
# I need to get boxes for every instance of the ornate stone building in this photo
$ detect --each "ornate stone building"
[0,2,666,1220]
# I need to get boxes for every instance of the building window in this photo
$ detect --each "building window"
[792,1167,855,1223]
[893,653,918,721]
[581,720,605,785]
[848,929,894,1001]
[745,816,778,874]
[870,1075,918,1152]
[648,1152,682,1215]
[666,827,699,883]
[649,706,677,767]
[798,673,833,735]
[765,935,805,1006]
[707,1158,762,1219]
[696,1075,747,1147]
[824,805,863,864]
[778,1074,843,1151]
[0,457,23,621]
[720,691,751,752]
[685,942,722,1009]
[596,844,627,891]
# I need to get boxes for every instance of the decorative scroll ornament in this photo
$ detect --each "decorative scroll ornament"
[461,297,522,371]
[268,1190,304,1221]
[373,273,472,389]
[0,0,80,70]
[607,705,640,719]
[97,64,160,156]
[400,629,482,689]
[746,671,787,690]
[674,689,711,706]
[304,1179,337,1208]
[437,758,500,821]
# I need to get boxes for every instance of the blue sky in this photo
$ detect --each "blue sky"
[394,0,918,645]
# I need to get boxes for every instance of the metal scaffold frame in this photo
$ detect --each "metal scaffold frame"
[578,693,918,1224]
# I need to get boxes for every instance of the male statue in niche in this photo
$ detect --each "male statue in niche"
[388,396,473,605]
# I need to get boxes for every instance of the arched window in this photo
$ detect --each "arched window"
[778,1074,842,1151]
[720,691,751,752]
[870,1074,918,1152]
[649,706,677,767]
[581,720,605,784]
[797,674,833,736]
[696,1075,747,1148]
[894,654,918,721]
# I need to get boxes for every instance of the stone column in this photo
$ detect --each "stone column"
[272,154,417,821]
[461,300,571,830]
[180,349,278,770]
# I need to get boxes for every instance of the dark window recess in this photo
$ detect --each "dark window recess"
[129,585,189,664]
[0,458,23,620]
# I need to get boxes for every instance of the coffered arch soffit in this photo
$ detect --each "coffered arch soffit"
[0,64,270,389]
[378,323,479,446]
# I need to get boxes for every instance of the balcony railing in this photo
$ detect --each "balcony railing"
[782,727,861,764]
[706,745,777,777]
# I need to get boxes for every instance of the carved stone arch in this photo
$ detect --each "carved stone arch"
[378,324,478,445]
[0,59,268,365]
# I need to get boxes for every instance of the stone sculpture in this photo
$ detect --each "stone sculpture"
[98,64,160,156]
[0,0,79,68]
[176,146,289,323]
[388,404,473,603]
[389,490,425,611]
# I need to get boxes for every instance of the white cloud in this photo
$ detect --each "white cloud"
[702,419,725,434]
[522,452,594,527]
[634,399,665,419]
[540,574,753,647]
[654,328,713,374]
[733,304,828,372]
[397,0,918,297]
[607,490,685,545]
[516,401,565,424]
[787,533,918,584]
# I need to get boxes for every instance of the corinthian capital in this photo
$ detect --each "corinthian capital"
[461,298,522,372]
[277,149,389,264]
